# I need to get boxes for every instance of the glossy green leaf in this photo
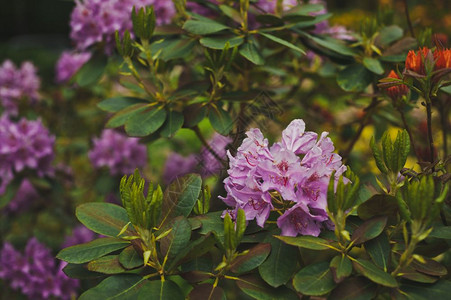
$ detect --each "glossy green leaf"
[377,25,403,46]
[329,277,377,300]
[364,233,390,271]
[87,255,126,274]
[208,106,233,135]
[151,38,196,61]
[357,194,398,220]
[260,32,305,54]
[401,280,451,300]
[119,246,143,269]
[79,274,148,300]
[98,97,148,113]
[62,263,104,279]
[75,55,107,87]
[400,267,438,283]
[168,234,216,271]
[160,217,192,263]
[199,35,244,49]
[106,104,148,128]
[230,243,271,274]
[239,42,264,65]
[293,261,336,296]
[330,255,352,283]
[274,235,330,250]
[351,216,387,245]
[304,34,356,57]
[160,111,184,138]
[258,236,299,287]
[428,226,451,239]
[236,274,299,300]
[363,57,384,75]
[182,19,229,35]
[337,64,373,92]
[76,203,133,237]
[160,174,202,227]
[352,259,398,287]
[57,238,129,264]
[125,107,166,137]
[411,258,448,276]
[137,280,184,300]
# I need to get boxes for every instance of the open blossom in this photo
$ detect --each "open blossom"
[220,119,346,237]
[0,238,78,300]
[0,116,55,194]
[70,0,175,53]
[55,51,91,83]
[89,129,148,176]
[0,60,40,115]
[405,47,431,74]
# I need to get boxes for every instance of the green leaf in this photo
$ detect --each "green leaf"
[79,274,148,300]
[199,35,244,50]
[429,226,451,239]
[183,103,207,128]
[239,42,264,65]
[75,55,107,87]
[194,211,225,242]
[399,267,439,283]
[160,217,192,263]
[274,235,331,250]
[182,19,229,35]
[137,280,184,300]
[57,238,130,264]
[150,38,196,61]
[258,236,299,287]
[168,234,216,271]
[87,255,126,274]
[125,107,167,137]
[293,261,336,296]
[330,255,352,283]
[208,106,233,135]
[119,246,143,269]
[259,32,305,54]
[98,97,149,113]
[303,34,356,57]
[411,258,448,276]
[352,259,398,287]
[160,174,202,227]
[364,233,390,272]
[160,111,184,138]
[188,284,225,300]
[401,280,451,300]
[76,203,133,237]
[337,64,373,92]
[329,277,377,300]
[370,137,388,174]
[106,104,148,128]
[236,274,299,300]
[62,263,104,279]
[357,194,398,220]
[363,57,384,75]
[351,216,387,245]
[0,178,21,209]
[219,4,242,23]
[377,25,403,46]
[230,243,271,274]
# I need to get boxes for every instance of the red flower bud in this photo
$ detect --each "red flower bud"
[433,48,451,70]
[385,70,408,101]
[405,47,431,75]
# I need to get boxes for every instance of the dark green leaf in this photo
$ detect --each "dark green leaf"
[357,194,398,220]
[329,277,377,300]
[208,106,233,135]
[183,103,207,128]
[351,216,387,245]
[429,226,451,239]
[188,284,225,300]
[260,32,305,54]
[98,97,148,113]
[87,255,126,274]
[79,274,148,300]
[182,19,229,35]
[199,35,244,49]
[75,55,107,87]
[411,258,448,276]
[274,235,330,250]
[76,203,133,237]
[239,42,264,65]
[218,5,242,23]
[137,280,184,300]
[106,104,148,128]
[377,25,403,46]
[62,263,104,279]
[363,57,384,75]
[303,34,356,57]
[237,274,299,300]
[337,64,373,92]
[119,246,143,269]
[258,236,299,287]
[160,217,192,263]
[330,255,352,283]
[160,174,202,227]
[230,243,271,274]
[293,261,336,296]
[400,280,451,300]
[57,238,130,264]
[399,267,438,283]
[160,111,184,138]
[151,38,196,61]
[364,233,390,271]
[352,259,397,287]
[125,107,166,137]
[168,234,216,271]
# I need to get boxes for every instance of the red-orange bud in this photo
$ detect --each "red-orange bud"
[385,70,408,101]
[405,47,431,74]
[433,48,451,70]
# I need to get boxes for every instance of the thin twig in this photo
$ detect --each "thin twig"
[403,0,416,38]
[397,108,421,163]
[425,100,435,164]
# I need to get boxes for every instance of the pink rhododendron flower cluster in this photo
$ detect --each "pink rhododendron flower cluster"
[220,119,346,237]
[55,51,92,83]
[70,0,176,53]
[0,60,40,115]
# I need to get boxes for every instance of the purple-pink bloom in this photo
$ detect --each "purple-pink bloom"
[220,119,346,237]
[89,129,148,176]
[0,238,79,300]
[70,0,176,53]
[0,60,40,115]
[2,179,39,213]
[256,0,299,13]
[55,51,91,83]
[61,225,96,249]
[163,153,198,184]
[0,116,55,194]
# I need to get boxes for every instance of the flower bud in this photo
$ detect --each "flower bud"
[385,70,409,101]
[433,48,451,70]
[405,47,431,75]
